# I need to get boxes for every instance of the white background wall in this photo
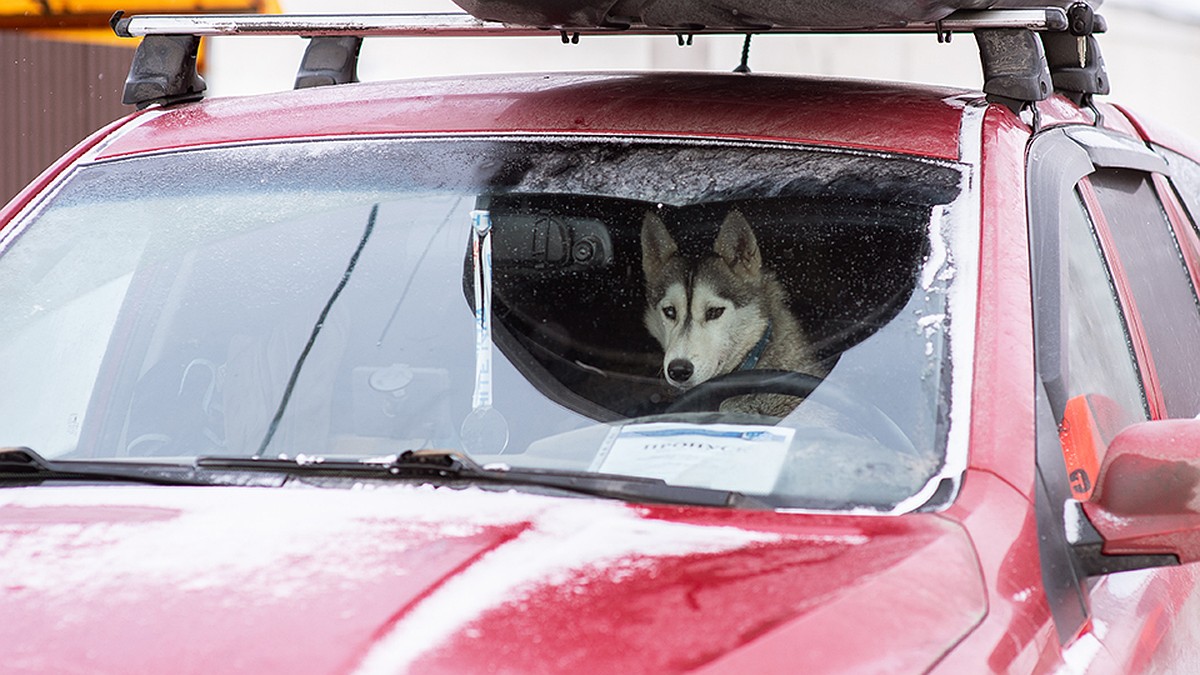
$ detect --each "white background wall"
[206,0,1200,139]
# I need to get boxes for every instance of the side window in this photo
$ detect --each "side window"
[1058,189,1149,500]
[1062,191,1149,430]
[1087,169,1200,418]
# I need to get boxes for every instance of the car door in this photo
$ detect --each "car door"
[1028,123,1200,669]
[1088,140,1200,670]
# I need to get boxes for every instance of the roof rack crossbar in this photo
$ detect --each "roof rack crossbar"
[112,8,1080,38]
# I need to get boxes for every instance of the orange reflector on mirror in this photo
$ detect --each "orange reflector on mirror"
[1059,395,1106,500]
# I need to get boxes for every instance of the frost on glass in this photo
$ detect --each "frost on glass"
[0,137,966,511]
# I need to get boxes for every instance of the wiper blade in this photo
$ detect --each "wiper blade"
[0,446,48,473]
[3,446,762,507]
[0,446,213,487]
[399,450,760,507]
[196,449,762,508]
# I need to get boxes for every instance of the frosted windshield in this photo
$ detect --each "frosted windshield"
[0,137,967,510]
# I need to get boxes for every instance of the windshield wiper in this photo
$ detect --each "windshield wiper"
[0,446,215,487]
[0,445,757,506]
[196,449,763,508]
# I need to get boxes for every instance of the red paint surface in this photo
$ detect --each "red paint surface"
[91,73,971,163]
[6,65,1200,673]
[1115,103,1200,162]
[1095,102,1143,139]
[2,493,530,675]
[1090,563,1200,672]
[0,113,143,231]
[1034,96,1141,138]
[965,104,1036,496]
[934,471,1055,673]
[395,509,984,675]
[1037,94,1097,129]
[1086,420,1200,562]
[1,487,986,675]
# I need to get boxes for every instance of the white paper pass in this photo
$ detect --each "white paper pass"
[593,423,794,495]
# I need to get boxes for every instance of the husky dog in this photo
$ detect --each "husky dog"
[641,209,825,417]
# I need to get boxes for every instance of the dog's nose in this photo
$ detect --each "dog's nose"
[667,359,694,384]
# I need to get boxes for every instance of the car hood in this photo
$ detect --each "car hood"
[0,484,985,674]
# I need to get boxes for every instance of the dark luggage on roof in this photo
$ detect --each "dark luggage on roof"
[450,0,1100,31]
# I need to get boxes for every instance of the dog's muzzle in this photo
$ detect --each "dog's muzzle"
[667,358,694,387]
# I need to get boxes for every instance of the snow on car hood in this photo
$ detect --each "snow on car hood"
[0,484,985,673]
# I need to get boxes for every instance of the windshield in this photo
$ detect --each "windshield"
[0,137,968,511]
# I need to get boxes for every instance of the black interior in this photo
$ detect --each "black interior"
[474,193,931,420]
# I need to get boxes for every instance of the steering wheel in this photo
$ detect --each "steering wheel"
[664,369,917,455]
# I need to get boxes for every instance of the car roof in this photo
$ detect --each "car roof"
[95,72,979,163]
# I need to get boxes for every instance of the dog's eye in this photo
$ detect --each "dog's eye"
[705,306,725,321]
[662,305,677,320]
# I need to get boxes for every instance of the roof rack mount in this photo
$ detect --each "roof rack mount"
[111,7,1108,117]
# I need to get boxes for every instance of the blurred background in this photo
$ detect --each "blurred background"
[3,0,1199,203]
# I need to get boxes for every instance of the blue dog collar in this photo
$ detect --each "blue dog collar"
[737,321,772,371]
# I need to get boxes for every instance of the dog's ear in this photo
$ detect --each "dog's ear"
[713,210,761,279]
[641,211,677,280]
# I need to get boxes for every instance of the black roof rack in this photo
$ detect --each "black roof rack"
[110,5,1109,115]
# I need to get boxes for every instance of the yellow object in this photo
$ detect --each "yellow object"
[1,0,280,12]
[1,0,281,41]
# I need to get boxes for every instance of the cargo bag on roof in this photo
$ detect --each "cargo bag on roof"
[450,0,1101,31]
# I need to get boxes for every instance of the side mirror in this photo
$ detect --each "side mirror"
[1081,419,1200,566]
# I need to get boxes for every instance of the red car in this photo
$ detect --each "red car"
[5,2,1200,673]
